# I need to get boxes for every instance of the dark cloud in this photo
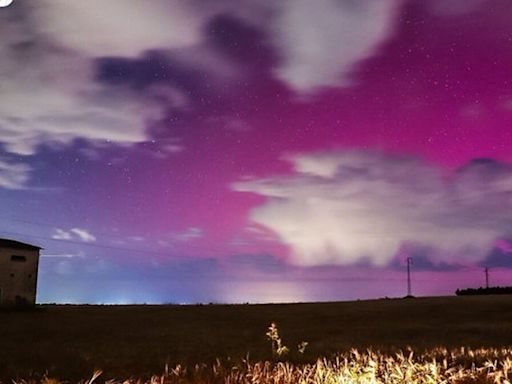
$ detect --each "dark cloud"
[389,247,462,272]
[457,158,512,177]
[479,247,512,268]
[205,14,277,69]
[95,51,198,91]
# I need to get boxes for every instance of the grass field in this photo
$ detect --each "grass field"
[2,295,512,381]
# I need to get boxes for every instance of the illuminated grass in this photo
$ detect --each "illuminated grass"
[15,347,512,384]
[5,299,512,381]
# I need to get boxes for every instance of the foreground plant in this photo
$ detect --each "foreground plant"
[19,347,512,384]
[265,322,309,359]
[266,322,289,358]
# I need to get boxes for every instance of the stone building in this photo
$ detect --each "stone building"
[0,238,41,306]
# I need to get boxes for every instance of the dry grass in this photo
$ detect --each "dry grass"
[4,296,512,381]
[15,347,512,384]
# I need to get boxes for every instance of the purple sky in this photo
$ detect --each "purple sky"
[1,0,512,303]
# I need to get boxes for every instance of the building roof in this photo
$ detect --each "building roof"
[0,238,42,251]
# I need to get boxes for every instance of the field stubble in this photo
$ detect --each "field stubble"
[2,295,512,382]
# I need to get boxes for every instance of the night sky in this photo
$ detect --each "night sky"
[1,0,512,303]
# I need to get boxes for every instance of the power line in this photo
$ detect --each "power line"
[406,256,413,297]
[0,229,219,260]
[0,228,289,268]
[0,215,149,242]
[0,215,280,256]
[1,213,506,240]
[0,216,511,279]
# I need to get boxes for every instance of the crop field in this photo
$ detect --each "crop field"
[2,295,512,382]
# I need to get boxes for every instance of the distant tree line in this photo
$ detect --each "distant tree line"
[456,286,512,296]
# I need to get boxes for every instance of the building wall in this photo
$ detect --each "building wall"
[0,247,39,305]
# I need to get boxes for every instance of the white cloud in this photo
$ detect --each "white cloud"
[34,1,203,57]
[127,236,146,242]
[41,253,83,259]
[70,228,97,243]
[234,151,512,267]
[0,0,405,167]
[172,227,203,242]
[271,0,403,92]
[0,159,31,189]
[0,3,191,157]
[52,228,96,243]
[213,0,403,92]
[52,229,73,241]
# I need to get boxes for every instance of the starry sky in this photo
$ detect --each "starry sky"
[1,0,512,304]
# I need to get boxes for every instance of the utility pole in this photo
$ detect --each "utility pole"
[485,267,489,289]
[406,257,413,297]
